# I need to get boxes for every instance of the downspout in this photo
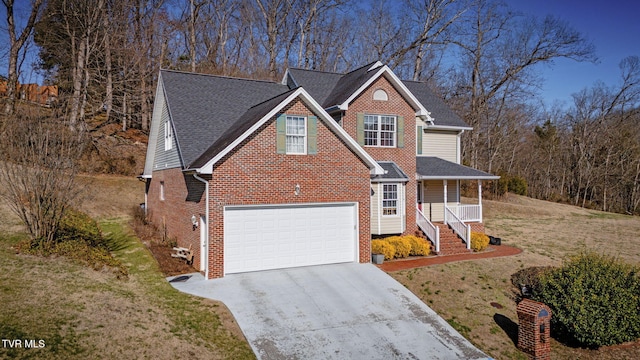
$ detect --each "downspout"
[193,173,209,279]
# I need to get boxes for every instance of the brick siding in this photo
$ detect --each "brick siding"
[146,168,207,270]
[342,76,418,235]
[206,98,372,278]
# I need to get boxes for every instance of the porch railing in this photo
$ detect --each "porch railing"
[445,206,471,250]
[447,204,482,223]
[416,208,440,253]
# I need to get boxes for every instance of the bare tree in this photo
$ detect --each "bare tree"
[449,0,595,171]
[2,0,45,115]
[0,108,86,246]
[253,0,297,79]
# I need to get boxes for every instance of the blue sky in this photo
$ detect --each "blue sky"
[505,0,640,108]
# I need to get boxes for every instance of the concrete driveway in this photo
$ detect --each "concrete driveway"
[169,263,488,360]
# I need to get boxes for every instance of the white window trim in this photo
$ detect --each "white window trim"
[364,114,396,148]
[164,119,173,151]
[286,115,307,155]
[160,181,165,201]
[382,183,399,216]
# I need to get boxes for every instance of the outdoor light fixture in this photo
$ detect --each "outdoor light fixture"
[191,215,198,230]
[294,184,301,196]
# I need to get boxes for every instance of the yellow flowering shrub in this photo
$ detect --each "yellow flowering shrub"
[371,239,396,260]
[470,231,490,252]
[405,235,431,256]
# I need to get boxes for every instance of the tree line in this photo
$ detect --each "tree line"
[2,0,639,215]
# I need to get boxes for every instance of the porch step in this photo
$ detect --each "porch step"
[434,223,471,255]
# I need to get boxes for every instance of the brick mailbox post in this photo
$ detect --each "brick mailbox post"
[517,299,552,360]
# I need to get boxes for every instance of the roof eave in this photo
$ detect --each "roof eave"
[371,177,410,183]
[416,175,500,180]
[425,124,473,131]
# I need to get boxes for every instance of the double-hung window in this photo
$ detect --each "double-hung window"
[382,184,398,216]
[364,114,396,147]
[286,115,306,154]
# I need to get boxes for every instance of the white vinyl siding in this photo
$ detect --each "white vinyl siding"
[422,180,459,222]
[370,183,405,235]
[421,130,458,163]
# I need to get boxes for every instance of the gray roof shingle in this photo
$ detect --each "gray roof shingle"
[288,66,470,128]
[416,157,499,179]
[372,161,409,182]
[190,88,299,168]
[286,68,343,106]
[160,70,288,168]
[402,81,470,128]
[287,62,380,108]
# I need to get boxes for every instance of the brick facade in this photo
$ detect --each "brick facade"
[206,98,372,278]
[146,168,207,270]
[342,76,418,235]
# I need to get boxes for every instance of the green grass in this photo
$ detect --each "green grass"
[0,219,254,359]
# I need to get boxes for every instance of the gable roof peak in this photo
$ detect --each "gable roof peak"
[367,61,384,71]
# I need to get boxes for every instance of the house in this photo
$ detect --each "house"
[142,62,498,279]
[0,81,58,107]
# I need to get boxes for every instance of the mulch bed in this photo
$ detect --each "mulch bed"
[378,244,523,272]
[146,242,195,277]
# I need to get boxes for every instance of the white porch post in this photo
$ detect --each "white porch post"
[443,179,448,223]
[478,180,483,222]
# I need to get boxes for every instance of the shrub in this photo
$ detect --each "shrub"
[385,236,411,258]
[508,175,528,196]
[470,231,489,252]
[371,240,395,260]
[56,209,105,248]
[511,266,553,297]
[20,209,128,278]
[405,235,430,256]
[533,252,640,347]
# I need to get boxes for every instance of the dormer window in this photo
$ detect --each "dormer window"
[373,89,388,101]
[364,114,396,147]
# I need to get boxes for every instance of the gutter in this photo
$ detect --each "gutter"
[193,173,209,279]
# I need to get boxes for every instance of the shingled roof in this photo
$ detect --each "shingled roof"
[189,87,299,168]
[416,157,499,180]
[160,70,288,168]
[287,65,470,128]
[286,62,381,108]
[403,81,470,128]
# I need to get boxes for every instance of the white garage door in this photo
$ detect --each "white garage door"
[224,203,357,274]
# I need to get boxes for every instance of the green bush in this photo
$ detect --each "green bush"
[470,231,489,252]
[56,209,105,248]
[385,236,411,258]
[20,209,127,278]
[533,252,640,347]
[406,235,430,256]
[371,240,395,260]
[508,175,528,196]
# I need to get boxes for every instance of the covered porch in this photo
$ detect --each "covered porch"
[415,157,499,252]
